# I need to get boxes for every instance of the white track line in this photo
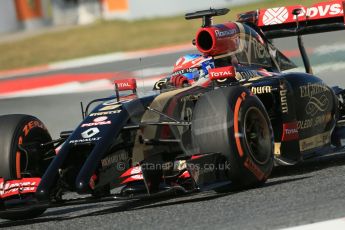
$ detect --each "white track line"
[314,43,345,56]
[3,61,345,99]
[50,53,129,70]
[0,79,162,99]
[281,217,345,230]
[133,66,171,78]
[50,46,193,70]
[286,62,345,73]
[0,80,113,99]
[0,44,193,79]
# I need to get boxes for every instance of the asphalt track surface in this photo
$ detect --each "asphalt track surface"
[1,31,345,229]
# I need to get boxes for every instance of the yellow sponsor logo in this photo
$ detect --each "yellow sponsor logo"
[99,104,122,111]
[251,86,272,94]
[299,131,331,152]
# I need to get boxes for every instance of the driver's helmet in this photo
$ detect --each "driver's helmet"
[170,54,214,87]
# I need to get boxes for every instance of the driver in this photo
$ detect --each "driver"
[169,54,214,87]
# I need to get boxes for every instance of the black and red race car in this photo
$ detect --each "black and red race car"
[1,1,345,220]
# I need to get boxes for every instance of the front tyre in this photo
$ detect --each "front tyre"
[0,114,53,220]
[192,86,274,188]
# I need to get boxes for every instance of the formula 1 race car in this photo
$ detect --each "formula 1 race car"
[1,1,345,220]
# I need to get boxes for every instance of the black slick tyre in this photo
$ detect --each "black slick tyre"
[192,86,274,188]
[0,114,53,220]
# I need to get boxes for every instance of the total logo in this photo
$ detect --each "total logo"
[81,116,111,127]
[209,66,235,81]
[282,122,299,141]
[210,71,233,77]
[117,82,130,88]
[285,128,298,135]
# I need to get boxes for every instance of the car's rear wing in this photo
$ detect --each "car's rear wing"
[238,0,345,39]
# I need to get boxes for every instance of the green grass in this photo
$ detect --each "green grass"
[0,0,326,71]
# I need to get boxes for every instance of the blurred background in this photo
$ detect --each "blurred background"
[0,0,327,71]
[0,0,258,31]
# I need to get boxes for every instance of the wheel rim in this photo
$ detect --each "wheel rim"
[243,107,272,165]
[17,137,40,178]
[16,129,52,178]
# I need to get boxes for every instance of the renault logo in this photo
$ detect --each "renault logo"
[81,127,100,138]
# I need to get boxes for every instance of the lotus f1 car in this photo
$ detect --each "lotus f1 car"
[1,0,345,220]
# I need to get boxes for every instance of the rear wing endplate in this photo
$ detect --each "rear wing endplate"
[238,1,345,39]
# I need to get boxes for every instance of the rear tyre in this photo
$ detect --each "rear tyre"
[0,114,53,220]
[192,87,274,189]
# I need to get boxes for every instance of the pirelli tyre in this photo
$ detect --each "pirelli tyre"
[191,86,274,188]
[0,114,53,220]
